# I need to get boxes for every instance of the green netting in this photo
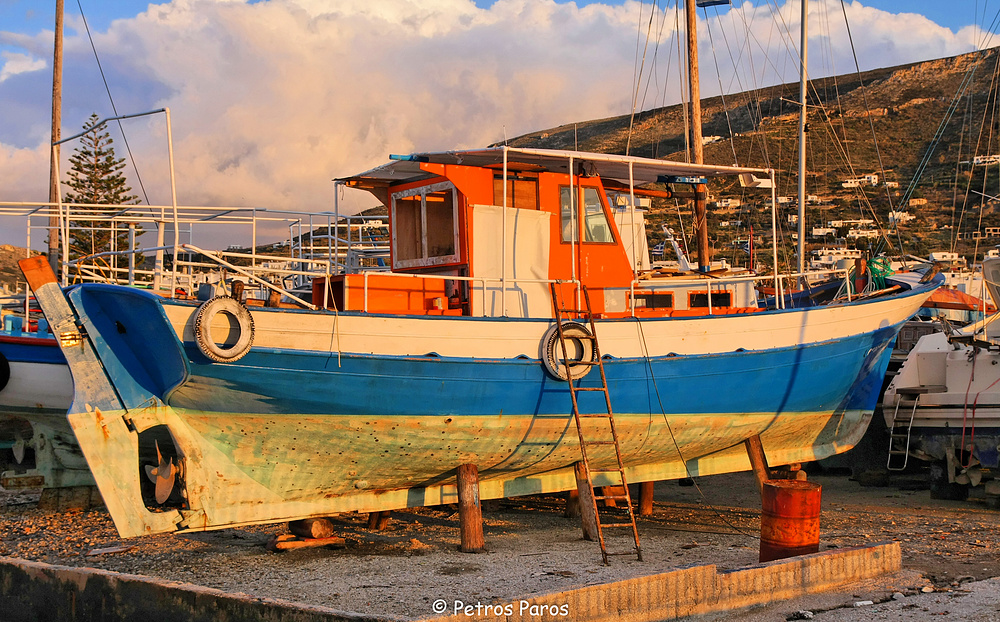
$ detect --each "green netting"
[867,256,894,291]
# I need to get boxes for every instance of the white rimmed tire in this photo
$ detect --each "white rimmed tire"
[194,296,254,363]
[541,321,597,381]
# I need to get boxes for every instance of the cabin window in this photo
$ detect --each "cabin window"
[634,292,673,309]
[494,177,539,210]
[582,187,613,243]
[560,187,578,242]
[391,183,460,269]
[560,186,615,243]
[690,291,732,308]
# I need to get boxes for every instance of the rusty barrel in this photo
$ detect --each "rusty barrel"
[759,479,821,563]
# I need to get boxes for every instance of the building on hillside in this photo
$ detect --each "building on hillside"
[888,211,915,225]
[909,198,928,207]
[829,219,874,228]
[841,174,879,188]
[847,228,880,240]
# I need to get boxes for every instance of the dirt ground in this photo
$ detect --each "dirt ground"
[0,468,998,620]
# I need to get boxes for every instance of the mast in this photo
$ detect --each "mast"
[47,0,63,272]
[796,0,807,276]
[686,0,710,272]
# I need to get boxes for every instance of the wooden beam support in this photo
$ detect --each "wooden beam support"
[564,489,581,518]
[574,461,598,542]
[638,481,655,516]
[744,434,771,497]
[366,510,391,531]
[456,463,485,553]
[288,517,336,540]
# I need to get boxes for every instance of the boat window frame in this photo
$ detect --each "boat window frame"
[558,184,617,245]
[390,181,461,270]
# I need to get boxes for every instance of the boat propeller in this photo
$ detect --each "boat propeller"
[144,440,180,504]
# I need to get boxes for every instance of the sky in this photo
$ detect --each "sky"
[0,0,998,248]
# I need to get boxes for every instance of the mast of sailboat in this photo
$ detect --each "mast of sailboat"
[47,0,64,273]
[685,0,710,272]
[797,0,808,277]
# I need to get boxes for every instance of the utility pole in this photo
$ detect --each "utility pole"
[686,0,710,272]
[47,0,64,273]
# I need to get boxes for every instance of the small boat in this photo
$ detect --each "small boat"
[0,319,84,489]
[24,147,939,538]
[883,256,1000,494]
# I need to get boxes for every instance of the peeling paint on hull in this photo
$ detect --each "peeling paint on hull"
[27,277,933,538]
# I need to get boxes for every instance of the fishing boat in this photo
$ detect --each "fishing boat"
[883,256,1000,494]
[22,146,939,538]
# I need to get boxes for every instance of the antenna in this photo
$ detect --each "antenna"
[503,125,507,146]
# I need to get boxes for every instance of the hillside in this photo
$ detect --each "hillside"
[0,245,39,293]
[507,47,1000,266]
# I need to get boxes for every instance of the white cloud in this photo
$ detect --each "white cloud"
[0,50,45,83]
[0,0,989,246]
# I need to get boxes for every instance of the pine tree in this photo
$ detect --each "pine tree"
[63,113,142,260]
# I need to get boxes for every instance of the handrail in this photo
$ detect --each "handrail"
[179,244,324,310]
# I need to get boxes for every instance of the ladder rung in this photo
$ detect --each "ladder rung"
[577,413,613,418]
[574,387,608,392]
[594,494,630,501]
[888,450,908,455]
[599,522,637,529]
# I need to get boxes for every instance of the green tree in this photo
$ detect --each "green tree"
[63,113,142,261]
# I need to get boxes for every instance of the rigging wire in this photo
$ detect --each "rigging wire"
[836,0,903,257]
[627,1,659,156]
[702,5,740,164]
[76,0,151,206]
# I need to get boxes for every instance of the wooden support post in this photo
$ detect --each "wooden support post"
[289,517,336,539]
[564,489,580,518]
[456,463,485,553]
[744,434,771,497]
[366,510,391,530]
[574,461,598,542]
[601,486,619,508]
[638,481,655,516]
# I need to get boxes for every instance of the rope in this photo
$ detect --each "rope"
[634,318,760,541]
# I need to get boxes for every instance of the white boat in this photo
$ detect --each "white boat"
[883,256,1000,495]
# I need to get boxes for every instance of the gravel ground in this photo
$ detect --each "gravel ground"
[1,469,998,620]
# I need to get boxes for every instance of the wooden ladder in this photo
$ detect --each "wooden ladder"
[551,284,642,564]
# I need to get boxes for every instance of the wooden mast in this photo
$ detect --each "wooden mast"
[686,0,710,272]
[796,0,808,277]
[47,0,64,273]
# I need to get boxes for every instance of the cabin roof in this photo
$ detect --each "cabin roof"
[337,147,771,189]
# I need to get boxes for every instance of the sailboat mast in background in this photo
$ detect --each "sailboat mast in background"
[797,0,808,276]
